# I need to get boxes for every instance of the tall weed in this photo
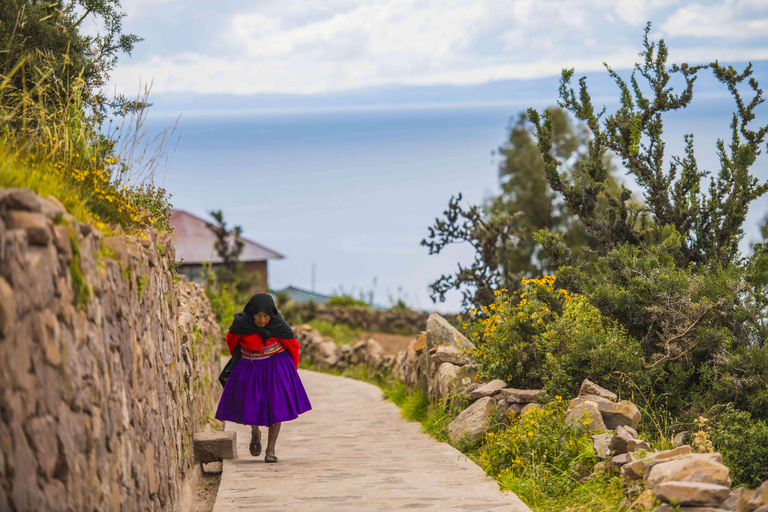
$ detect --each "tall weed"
[0,56,175,234]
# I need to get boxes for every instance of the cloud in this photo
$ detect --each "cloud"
[111,0,768,96]
[121,0,180,19]
[661,0,768,39]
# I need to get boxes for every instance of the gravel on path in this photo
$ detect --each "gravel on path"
[212,369,531,512]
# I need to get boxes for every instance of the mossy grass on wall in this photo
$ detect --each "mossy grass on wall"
[67,229,91,309]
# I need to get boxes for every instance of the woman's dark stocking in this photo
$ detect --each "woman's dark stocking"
[265,423,281,462]
[249,426,262,456]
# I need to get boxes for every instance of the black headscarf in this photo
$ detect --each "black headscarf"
[228,293,294,339]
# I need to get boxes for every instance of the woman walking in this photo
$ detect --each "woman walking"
[215,293,312,463]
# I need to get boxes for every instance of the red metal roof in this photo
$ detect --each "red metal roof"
[169,209,284,265]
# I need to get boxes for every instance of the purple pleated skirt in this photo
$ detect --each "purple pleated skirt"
[215,350,312,426]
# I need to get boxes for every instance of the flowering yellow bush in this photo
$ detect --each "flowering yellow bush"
[463,275,569,386]
[463,275,644,398]
[479,397,597,486]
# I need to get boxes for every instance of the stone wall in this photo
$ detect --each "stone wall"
[313,305,431,335]
[0,188,222,511]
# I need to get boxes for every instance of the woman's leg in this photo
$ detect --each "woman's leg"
[265,423,281,462]
[249,425,262,456]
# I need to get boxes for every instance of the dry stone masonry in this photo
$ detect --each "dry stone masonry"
[0,188,222,511]
[313,305,430,335]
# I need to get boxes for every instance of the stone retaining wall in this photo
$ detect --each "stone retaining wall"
[297,304,432,335]
[0,188,221,511]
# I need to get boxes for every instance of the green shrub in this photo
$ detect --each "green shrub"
[326,294,370,308]
[465,275,564,386]
[710,404,768,488]
[699,345,768,420]
[205,283,235,339]
[540,296,645,399]
[479,397,597,482]
[400,389,429,423]
[306,319,363,345]
[383,382,408,406]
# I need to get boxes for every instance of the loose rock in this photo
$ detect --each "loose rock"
[599,400,642,430]
[745,481,768,512]
[448,397,496,444]
[645,453,731,490]
[654,481,730,507]
[627,439,651,452]
[579,379,618,402]
[610,425,639,454]
[592,432,613,459]
[674,430,689,447]
[201,461,223,475]
[430,344,470,366]
[565,400,606,432]
[470,379,507,399]
[432,363,461,401]
[501,388,544,404]
[568,394,614,410]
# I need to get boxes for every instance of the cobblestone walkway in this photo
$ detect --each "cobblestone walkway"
[212,370,531,512]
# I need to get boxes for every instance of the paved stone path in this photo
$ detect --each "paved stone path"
[213,370,531,512]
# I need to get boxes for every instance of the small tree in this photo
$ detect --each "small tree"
[422,107,617,309]
[527,23,768,419]
[0,0,144,115]
[529,23,768,269]
[206,210,259,303]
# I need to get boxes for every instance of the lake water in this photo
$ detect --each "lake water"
[142,96,768,312]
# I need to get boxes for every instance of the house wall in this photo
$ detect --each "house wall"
[240,260,268,293]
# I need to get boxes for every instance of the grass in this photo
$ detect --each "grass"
[498,469,626,511]
[68,229,91,309]
[0,144,92,223]
[0,55,175,235]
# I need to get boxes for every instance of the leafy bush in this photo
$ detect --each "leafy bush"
[699,345,768,420]
[464,276,563,386]
[204,283,235,339]
[306,320,362,345]
[466,275,643,399]
[277,299,318,326]
[326,294,370,308]
[553,227,742,369]
[479,398,600,495]
[540,296,645,399]
[709,404,768,488]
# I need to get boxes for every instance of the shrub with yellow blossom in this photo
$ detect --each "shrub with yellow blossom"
[464,274,645,399]
[463,275,565,387]
[479,397,599,496]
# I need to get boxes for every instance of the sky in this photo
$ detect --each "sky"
[97,0,768,312]
[111,0,768,96]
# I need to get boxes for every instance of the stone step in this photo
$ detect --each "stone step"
[194,432,238,463]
